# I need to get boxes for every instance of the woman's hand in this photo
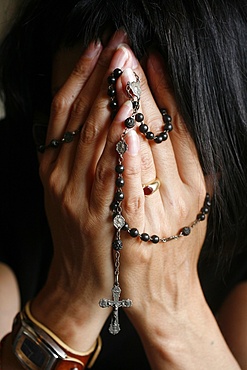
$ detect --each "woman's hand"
[110,52,239,369]
[32,30,140,351]
[115,53,207,315]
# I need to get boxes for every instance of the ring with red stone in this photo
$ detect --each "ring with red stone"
[142,178,160,196]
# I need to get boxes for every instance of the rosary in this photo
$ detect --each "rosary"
[99,68,211,335]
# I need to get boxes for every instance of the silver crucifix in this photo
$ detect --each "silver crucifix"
[99,284,132,335]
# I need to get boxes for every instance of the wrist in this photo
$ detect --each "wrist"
[127,284,239,370]
[11,307,102,370]
[31,268,108,352]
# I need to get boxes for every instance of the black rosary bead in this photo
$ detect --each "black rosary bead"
[116,177,125,188]
[113,68,123,79]
[140,233,150,242]
[139,123,148,134]
[197,213,206,221]
[38,145,46,153]
[164,123,173,132]
[181,227,191,236]
[108,86,116,97]
[146,132,155,140]
[154,135,163,144]
[63,132,74,143]
[115,164,124,174]
[50,139,60,148]
[122,223,129,231]
[201,206,209,214]
[115,191,124,202]
[129,228,139,237]
[151,235,159,243]
[113,239,123,251]
[135,113,144,122]
[110,100,118,110]
[125,117,135,129]
[110,201,119,212]
[159,131,168,141]
[163,114,172,124]
[107,75,116,85]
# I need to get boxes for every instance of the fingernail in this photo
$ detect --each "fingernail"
[108,29,128,49]
[114,100,133,122]
[117,44,139,69]
[126,130,140,156]
[85,40,102,58]
[112,45,129,69]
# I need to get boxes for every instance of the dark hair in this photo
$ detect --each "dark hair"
[1,0,247,265]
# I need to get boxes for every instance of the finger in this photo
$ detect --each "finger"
[69,44,138,195]
[39,40,103,170]
[146,52,205,192]
[89,100,141,213]
[118,68,157,186]
[117,58,182,201]
[56,32,131,175]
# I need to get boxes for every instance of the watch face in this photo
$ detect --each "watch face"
[21,337,47,367]
[14,331,57,370]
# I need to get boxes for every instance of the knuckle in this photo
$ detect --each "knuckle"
[83,214,102,238]
[39,164,64,199]
[124,163,141,178]
[71,96,87,117]
[60,188,79,219]
[71,59,87,79]
[141,152,154,173]
[170,196,189,221]
[95,163,114,187]
[79,101,107,145]
[79,119,100,144]
[123,194,144,218]
[51,93,70,116]
[46,168,62,196]
[149,116,164,134]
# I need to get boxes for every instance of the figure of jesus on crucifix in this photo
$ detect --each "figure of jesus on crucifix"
[99,284,132,335]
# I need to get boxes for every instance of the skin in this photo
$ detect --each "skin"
[1,29,245,369]
[0,263,20,340]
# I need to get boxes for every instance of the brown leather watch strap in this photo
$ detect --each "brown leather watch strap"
[55,359,84,370]
[55,335,102,369]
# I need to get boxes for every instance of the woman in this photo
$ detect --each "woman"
[0,0,247,368]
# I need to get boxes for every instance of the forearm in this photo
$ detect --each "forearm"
[1,288,105,370]
[1,258,107,369]
[130,284,240,370]
[29,256,109,352]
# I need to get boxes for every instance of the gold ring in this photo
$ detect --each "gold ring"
[142,178,160,196]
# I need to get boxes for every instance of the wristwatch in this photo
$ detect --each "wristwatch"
[12,310,101,370]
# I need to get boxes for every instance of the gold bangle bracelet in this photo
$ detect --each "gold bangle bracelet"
[24,301,102,368]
